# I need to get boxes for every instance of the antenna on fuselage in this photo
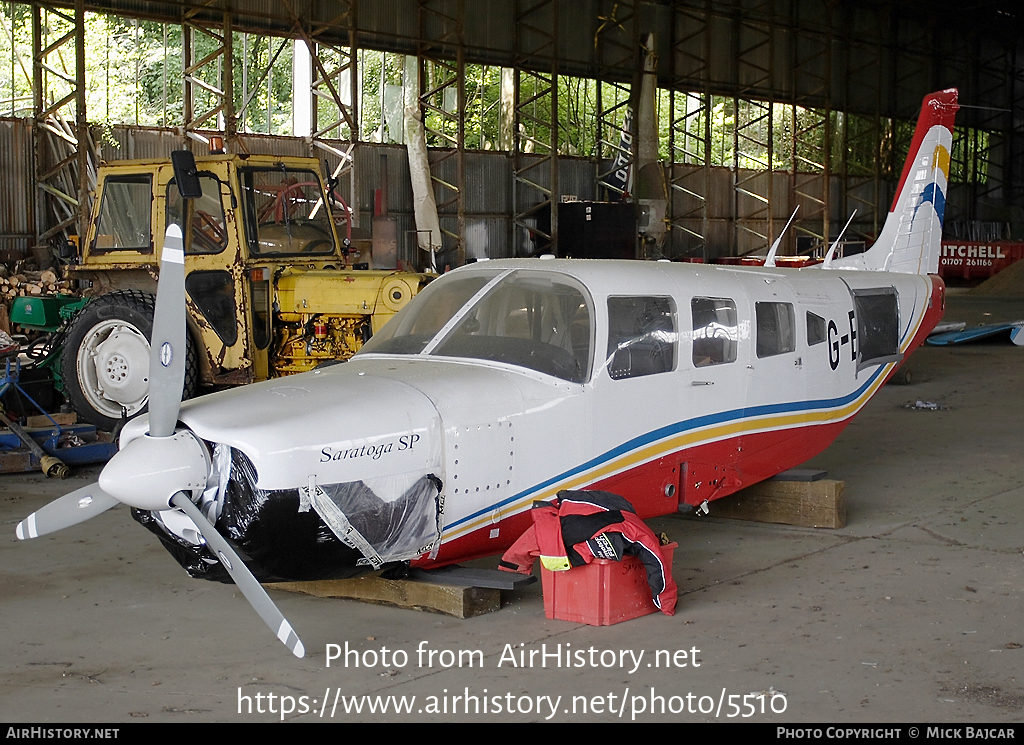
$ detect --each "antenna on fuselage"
[822,210,858,269]
[764,206,799,268]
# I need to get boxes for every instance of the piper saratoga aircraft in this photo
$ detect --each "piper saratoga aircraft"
[15,89,958,658]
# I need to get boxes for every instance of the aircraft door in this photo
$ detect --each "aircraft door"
[681,292,750,506]
[593,295,682,515]
[746,283,804,407]
[738,281,805,482]
[798,279,850,403]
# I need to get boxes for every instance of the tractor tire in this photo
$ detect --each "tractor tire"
[60,290,198,431]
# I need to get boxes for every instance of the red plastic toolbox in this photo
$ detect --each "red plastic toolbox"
[541,543,676,626]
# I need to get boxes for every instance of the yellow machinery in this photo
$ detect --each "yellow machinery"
[62,154,429,428]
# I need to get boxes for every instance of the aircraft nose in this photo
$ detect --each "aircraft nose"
[98,430,209,512]
[172,368,444,493]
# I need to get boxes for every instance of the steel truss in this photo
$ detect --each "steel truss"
[838,3,884,241]
[731,0,774,255]
[286,1,360,216]
[3,0,1021,263]
[513,0,558,256]
[182,0,233,146]
[789,1,832,253]
[1010,45,1024,208]
[32,0,94,243]
[593,0,636,203]
[417,0,465,267]
[667,0,710,260]
[966,36,1010,226]
[235,31,289,136]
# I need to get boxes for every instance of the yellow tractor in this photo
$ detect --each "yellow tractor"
[61,154,428,429]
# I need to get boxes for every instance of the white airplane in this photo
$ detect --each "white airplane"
[15,89,958,658]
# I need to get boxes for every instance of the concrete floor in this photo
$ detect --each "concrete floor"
[1,290,1022,723]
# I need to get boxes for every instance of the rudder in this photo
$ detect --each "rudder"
[829,89,958,275]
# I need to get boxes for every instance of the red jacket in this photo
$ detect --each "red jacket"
[500,490,677,615]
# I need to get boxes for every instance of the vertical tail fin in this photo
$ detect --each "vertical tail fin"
[829,88,958,274]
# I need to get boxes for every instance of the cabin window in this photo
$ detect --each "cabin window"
[806,312,827,346]
[238,167,337,256]
[692,297,738,367]
[853,288,902,371]
[432,271,592,383]
[93,175,153,253]
[755,302,795,357]
[606,296,676,379]
[186,270,238,346]
[166,174,229,255]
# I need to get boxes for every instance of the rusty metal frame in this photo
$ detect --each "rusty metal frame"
[887,10,931,185]
[4,0,1022,262]
[1009,44,1024,209]
[284,1,360,225]
[966,35,1011,227]
[182,0,234,147]
[235,32,289,136]
[839,2,884,241]
[31,0,93,244]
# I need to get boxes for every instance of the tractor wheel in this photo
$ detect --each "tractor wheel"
[60,290,198,431]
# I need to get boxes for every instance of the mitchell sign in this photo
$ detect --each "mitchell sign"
[938,241,1024,280]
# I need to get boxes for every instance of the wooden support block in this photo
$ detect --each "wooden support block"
[267,573,502,619]
[409,565,537,591]
[709,478,846,528]
[25,412,77,428]
[0,449,34,473]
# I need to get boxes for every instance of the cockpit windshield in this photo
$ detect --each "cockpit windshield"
[359,269,593,382]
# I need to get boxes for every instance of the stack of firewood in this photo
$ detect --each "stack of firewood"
[0,268,73,301]
[0,265,78,334]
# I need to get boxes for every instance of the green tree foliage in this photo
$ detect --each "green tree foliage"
[0,2,32,116]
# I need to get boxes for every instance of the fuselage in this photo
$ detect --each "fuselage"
[126,258,944,577]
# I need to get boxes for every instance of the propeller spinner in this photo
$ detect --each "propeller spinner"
[15,221,306,658]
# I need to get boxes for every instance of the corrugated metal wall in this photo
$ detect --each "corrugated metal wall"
[0,119,35,259]
[2,116,910,263]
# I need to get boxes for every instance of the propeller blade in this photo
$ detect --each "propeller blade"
[15,483,119,540]
[169,492,305,658]
[148,224,187,438]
